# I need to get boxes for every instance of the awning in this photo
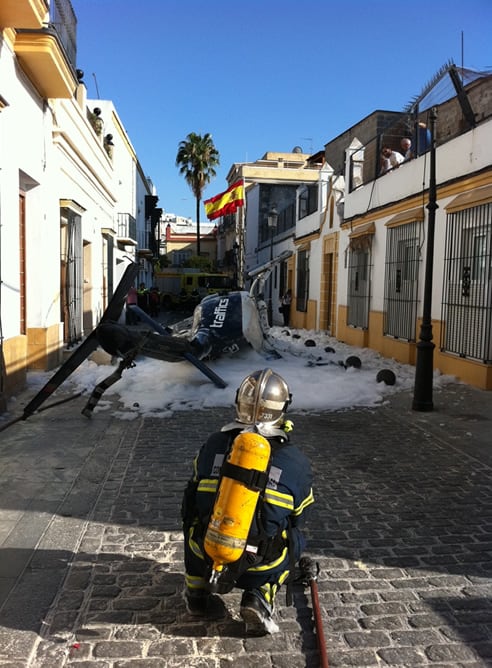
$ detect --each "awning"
[385,207,425,227]
[348,221,375,239]
[348,222,375,250]
[445,184,492,213]
[60,199,86,215]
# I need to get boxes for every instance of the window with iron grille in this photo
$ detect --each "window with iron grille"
[296,249,309,312]
[347,242,372,329]
[441,202,492,362]
[279,260,288,300]
[383,222,422,340]
[60,206,83,347]
[106,234,114,302]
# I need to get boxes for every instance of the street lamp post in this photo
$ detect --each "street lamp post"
[412,107,438,412]
[267,207,278,326]
[232,241,239,288]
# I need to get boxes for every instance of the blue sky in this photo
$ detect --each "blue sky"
[73,0,492,221]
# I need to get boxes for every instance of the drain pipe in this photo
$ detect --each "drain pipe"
[0,95,10,412]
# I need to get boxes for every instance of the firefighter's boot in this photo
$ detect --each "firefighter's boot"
[184,588,226,620]
[240,590,279,635]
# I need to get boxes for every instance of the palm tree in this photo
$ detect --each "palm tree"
[176,132,220,257]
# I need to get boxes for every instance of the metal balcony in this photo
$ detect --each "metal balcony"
[13,0,78,99]
[117,213,137,246]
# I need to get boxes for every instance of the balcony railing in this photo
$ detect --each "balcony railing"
[49,0,76,67]
[117,213,137,244]
[348,66,491,193]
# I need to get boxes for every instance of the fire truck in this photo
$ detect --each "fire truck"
[154,269,234,309]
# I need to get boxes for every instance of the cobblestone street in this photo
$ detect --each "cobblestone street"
[1,382,492,667]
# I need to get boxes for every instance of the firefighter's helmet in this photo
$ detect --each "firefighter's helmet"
[235,368,291,428]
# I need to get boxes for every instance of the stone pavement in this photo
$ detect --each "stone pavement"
[0,379,492,667]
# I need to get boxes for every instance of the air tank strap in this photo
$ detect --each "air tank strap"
[220,461,268,492]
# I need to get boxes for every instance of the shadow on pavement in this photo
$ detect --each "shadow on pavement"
[0,546,322,667]
[0,548,239,636]
[1,387,492,664]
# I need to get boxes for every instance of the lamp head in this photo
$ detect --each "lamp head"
[267,207,278,229]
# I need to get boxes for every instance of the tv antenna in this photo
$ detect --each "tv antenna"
[92,73,101,99]
[301,137,313,153]
[461,30,464,84]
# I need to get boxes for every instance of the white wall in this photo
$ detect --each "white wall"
[0,31,154,348]
[0,34,50,338]
[244,185,261,277]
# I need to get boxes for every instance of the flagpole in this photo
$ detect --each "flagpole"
[238,180,246,288]
[234,209,240,288]
[204,181,245,287]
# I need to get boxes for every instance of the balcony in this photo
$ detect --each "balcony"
[0,0,47,29]
[137,248,153,259]
[346,65,489,195]
[117,213,137,246]
[15,28,77,98]
[137,230,154,259]
[13,0,78,100]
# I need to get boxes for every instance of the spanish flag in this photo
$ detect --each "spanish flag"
[204,180,244,220]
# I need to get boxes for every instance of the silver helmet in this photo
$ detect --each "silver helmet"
[235,368,291,428]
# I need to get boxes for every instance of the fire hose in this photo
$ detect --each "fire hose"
[298,556,329,668]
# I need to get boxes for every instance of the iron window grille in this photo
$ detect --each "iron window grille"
[383,221,422,341]
[296,249,309,313]
[60,207,83,347]
[347,239,372,329]
[441,202,492,362]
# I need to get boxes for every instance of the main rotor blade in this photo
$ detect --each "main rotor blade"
[21,331,100,419]
[21,262,139,419]
[182,352,227,388]
[101,263,140,323]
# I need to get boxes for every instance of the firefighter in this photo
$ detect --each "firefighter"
[137,282,149,313]
[181,368,314,635]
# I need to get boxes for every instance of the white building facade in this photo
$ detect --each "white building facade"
[0,0,157,409]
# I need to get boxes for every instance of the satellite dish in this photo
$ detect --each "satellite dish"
[292,146,303,153]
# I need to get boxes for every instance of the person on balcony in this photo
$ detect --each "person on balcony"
[400,137,414,161]
[380,146,404,174]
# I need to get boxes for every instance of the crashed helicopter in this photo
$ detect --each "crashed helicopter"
[17,252,292,422]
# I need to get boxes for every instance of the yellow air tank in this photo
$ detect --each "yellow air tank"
[204,432,271,586]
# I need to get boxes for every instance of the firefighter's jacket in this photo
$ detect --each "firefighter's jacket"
[182,426,314,575]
